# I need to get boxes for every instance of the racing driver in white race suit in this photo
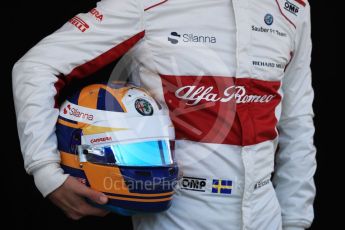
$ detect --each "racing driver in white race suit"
[12,0,316,230]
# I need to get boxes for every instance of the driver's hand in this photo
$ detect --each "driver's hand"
[48,176,109,220]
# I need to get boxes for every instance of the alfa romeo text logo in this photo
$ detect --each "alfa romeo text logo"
[175,85,276,106]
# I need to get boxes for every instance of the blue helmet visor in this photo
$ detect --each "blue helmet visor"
[78,139,174,167]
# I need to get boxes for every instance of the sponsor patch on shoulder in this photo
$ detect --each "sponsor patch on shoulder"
[284,0,300,16]
[69,16,90,32]
[275,0,307,28]
[89,8,104,22]
[69,16,90,33]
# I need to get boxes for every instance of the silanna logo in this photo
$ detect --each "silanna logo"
[63,104,94,121]
[168,32,217,45]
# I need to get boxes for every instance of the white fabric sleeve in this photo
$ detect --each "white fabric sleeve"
[273,2,316,229]
[284,227,304,230]
[12,0,144,197]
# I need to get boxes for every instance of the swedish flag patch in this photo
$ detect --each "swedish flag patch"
[212,179,232,195]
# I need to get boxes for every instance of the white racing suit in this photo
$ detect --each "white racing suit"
[12,0,316,229]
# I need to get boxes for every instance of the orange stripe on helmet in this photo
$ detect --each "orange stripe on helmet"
[98,84,128,112]
[60,151,81,168]
[107,195,173,203]
[60,151,175,198]
[82,125,128,135]
[78,84,102,109]
[58,118,127,135]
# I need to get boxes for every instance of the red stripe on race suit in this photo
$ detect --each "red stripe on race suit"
[54,31,145,107]
[275,0,296,29]
[65,31,145,82]
[160,75,281,146]
[144,0,169,11]
[294,0,306,7]
[54,76,66,107]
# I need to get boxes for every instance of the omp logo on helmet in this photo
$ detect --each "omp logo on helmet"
[89,8,104,21]
[63,104,94,121]
[168,32,217,44]
[69,16,90,32]
[284,0,299,15]
[135,99,154,116]
[181,177,206,192]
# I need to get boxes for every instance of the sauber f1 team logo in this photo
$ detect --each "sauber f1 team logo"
[69,16,90,32]
[264,14,274,26]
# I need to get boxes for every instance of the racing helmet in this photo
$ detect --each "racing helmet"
[56,82,178,215]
